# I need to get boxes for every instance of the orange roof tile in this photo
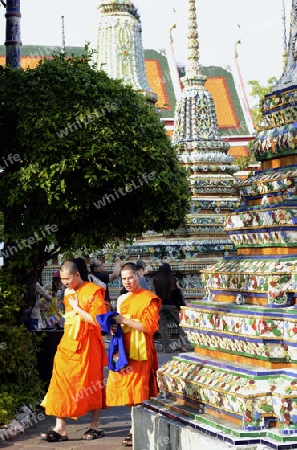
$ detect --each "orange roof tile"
[0,55,52,69]
[205,77,240,129]
[21,56,42,69]
[228,146,249,158]
[166,129,173,139]
[145,59,170,110]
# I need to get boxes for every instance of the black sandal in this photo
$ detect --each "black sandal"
[41,429,69,442]
[81,428,105,440]
[122,432,133,447]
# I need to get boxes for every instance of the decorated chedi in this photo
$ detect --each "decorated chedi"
[96,0,157,105]
[111,0,240,300]
[140,1,297,448]
[170,0,240,273]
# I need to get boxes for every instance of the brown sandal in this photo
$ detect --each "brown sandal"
[122,432,132,446]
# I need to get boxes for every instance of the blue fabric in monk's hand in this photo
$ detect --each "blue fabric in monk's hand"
[97,311,118,334]
[97,312,128,372]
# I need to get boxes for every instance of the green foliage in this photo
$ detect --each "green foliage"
[232,154,257,171]
[0,271,45,416]
[0,324,45,415]
[0,392,17,426]
[248,77,278,127]
[0,49,190,283]
[0,270,24,324]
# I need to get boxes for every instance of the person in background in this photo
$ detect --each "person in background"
[106,262,161,447]
[136,259,149,290]
[40,259,107,442]
[45,271,65,328]
[87,267,106,290]
[89,256,121,306]
[72,257,90,284]
[153,263,191,353]
[27,281,52,331]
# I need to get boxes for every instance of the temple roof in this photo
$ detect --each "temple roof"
[0,45,251,139]
[201,66,250,136]
[143,49,176,119]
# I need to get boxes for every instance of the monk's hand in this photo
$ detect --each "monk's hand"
[68,296,78,311]
[113,314,125,324]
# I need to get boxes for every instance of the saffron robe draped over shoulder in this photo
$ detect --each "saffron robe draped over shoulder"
[41,282,107,418]
[106,288,161,406]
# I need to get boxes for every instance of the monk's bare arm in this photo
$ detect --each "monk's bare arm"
[68,297,95,325]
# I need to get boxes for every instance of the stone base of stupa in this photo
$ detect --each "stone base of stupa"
[133,397,297,449]
[134,350,297,449]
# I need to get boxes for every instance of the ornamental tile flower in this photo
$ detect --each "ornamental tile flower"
[257,319,269,334]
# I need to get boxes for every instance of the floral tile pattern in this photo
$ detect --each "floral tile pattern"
[237,166,297,198]
[226,207,297,231]
[253,82,297,160]
[157,356,297,432]
[157,356,297,433]
[179,305,297,362]
[142,398,297,447]
[202,258,297,306]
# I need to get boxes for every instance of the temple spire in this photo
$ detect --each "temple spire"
[282,0,288,70]
[172,0,239,267]
[185,0,200,78]
[173,0,228,146]
[274,0,297,90]
[61,15,66,54]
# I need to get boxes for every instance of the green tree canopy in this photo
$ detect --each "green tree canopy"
[0,50,190,290]
[248,77,278,127]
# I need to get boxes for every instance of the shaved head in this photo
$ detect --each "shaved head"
[60,260,78,275]
[121,262,137,274]
[60,260,84,290]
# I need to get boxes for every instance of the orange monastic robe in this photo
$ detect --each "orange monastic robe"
[41,282,107,418]
[106,288,161,406]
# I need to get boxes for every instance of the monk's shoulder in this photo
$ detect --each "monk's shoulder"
[139,289,160,302]
[82,281,104,296]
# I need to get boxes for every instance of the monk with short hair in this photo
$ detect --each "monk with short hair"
[106,262,161,447]
[40,259,107,442]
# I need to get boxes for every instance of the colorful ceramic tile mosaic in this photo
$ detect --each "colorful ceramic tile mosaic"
[157,355,297,434]
[179,304,297,362]
[202,257,297,305]
[156,2,297,447]
[141,397,297,448]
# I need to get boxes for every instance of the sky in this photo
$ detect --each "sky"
[0,0,292,106]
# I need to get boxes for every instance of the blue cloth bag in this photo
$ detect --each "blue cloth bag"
[96,311,128,372]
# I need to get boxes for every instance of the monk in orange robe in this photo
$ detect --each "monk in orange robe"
[106,262,161,447]
[40,260,107,442]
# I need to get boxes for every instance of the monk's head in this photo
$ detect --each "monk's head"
[60,260,83,290]
[121,262,140,293]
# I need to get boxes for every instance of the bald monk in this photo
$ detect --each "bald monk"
[106,262,161,447]
[40,260,107,442]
